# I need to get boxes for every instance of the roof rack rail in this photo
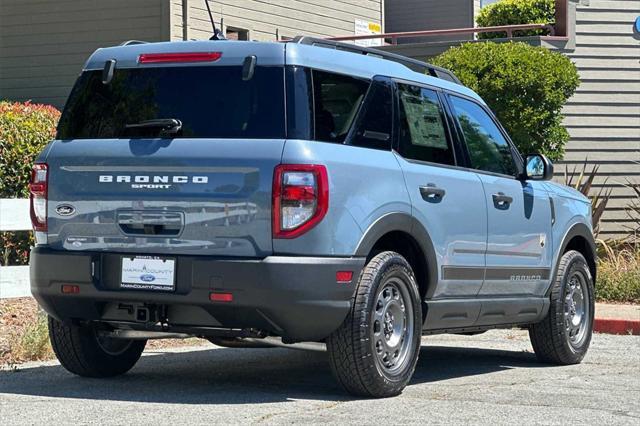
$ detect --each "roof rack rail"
[120,40,149,46]
[289,36,461,85]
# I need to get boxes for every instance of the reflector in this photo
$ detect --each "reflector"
[61,285,80,294]
[336,271,353,283]
[210,292,233,302]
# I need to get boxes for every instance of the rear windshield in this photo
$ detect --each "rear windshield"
[57,66,285,139]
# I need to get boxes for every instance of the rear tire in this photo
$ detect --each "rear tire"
[49,316,146,377]
[326,251,422,398]
[529,250,594,364]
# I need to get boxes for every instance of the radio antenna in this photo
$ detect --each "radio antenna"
[204,0,225,40]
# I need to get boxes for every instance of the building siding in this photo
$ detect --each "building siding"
[0,0,383,108]
[173,0,384,42]
[559,0,640,239]
[0,0,166,109]
[384,0,476,43]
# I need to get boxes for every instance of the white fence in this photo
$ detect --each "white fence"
[0,199,32,299]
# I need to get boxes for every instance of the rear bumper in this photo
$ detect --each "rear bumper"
[30,247,365,342]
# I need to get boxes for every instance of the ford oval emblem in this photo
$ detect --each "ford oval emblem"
[56,204,76,216]
[140,274,156,282]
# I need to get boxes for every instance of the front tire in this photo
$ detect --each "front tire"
[49,317,146,377]
[529,250,594,364]
[326,251,422,398]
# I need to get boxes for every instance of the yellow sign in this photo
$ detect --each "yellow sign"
[355,19,382,47]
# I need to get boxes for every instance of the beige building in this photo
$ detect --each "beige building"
[558,0,639,239]
[0,0,384,108]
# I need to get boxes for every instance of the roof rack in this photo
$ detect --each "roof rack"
[289,36,461,85]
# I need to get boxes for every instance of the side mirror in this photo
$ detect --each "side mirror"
[525,154,554,181]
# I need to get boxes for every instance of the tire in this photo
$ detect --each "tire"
[48,316,146,377]
[326,251,422,398]
[529,250,594,365]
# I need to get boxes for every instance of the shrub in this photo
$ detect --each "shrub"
[0,101,60,198]
[596,244,640,304]
[0,101,60,265]
[625,179,640,243]
[476,0,555,39]
[563,161,611,239]
[432,42,579,161]
[15,311,53,362]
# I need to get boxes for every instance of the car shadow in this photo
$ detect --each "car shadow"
[0,343,543,404]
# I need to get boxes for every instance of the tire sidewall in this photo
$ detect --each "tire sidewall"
[555,252,595,360]
[362,253,422,388]
[48,317,146,377]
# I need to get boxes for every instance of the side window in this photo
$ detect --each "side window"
[398,83,455,165]
[312,70,369,143]
[450,96,517,176]
[349,79,393,151]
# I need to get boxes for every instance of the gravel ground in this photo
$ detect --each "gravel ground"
[0,329,638,425]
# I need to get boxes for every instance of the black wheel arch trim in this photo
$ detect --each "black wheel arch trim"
[546,222,597,297]
[354,212,439,299]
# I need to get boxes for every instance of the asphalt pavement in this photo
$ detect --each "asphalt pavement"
[1,330,638,424]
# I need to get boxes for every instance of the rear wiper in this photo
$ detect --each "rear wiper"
[125,119,182,134]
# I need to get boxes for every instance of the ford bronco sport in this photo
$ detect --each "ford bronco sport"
[29,37,596,398]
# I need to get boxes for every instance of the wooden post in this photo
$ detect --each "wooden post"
[555,0,568,37]
[182,0,189,41]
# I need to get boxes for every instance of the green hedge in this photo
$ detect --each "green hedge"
[476,0,555,39]
[0,101,60,265]
[432,42,579,161]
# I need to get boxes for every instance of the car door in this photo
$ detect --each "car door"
[446,94,553,297]
[393,82,487,301]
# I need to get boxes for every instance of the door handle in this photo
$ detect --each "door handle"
[419,184,445,203]
[492,192,513,209]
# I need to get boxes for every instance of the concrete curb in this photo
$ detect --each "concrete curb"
[594,318,640,335]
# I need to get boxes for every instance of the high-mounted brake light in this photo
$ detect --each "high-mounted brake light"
[273,164,328,239]
[29,163,48,232]
[138,52,222,64]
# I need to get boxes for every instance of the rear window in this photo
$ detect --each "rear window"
[312,70,369,143]
[57,66,285,139]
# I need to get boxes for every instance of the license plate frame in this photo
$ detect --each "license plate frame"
[120,255,176,292]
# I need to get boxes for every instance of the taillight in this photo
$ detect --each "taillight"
[29,163,48,232]
[273,164,328,239]
[138,52,222,64]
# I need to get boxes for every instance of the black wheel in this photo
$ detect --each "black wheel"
[529,250,594,364]
[48,316,146,377]
[326,251,422,398]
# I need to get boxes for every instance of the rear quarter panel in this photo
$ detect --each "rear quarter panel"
[275,140,410,256]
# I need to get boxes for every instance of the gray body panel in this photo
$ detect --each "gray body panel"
[477,175,553,297]
[46,138,283,257]
[395,155,487,298]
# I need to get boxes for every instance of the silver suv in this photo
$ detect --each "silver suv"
[30,38,596,397]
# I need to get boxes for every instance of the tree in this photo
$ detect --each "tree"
[432,41,580,160]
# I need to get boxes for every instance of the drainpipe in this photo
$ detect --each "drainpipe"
[182,0,190,40]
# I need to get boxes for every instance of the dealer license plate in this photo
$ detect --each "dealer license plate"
[121,256,176,291]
